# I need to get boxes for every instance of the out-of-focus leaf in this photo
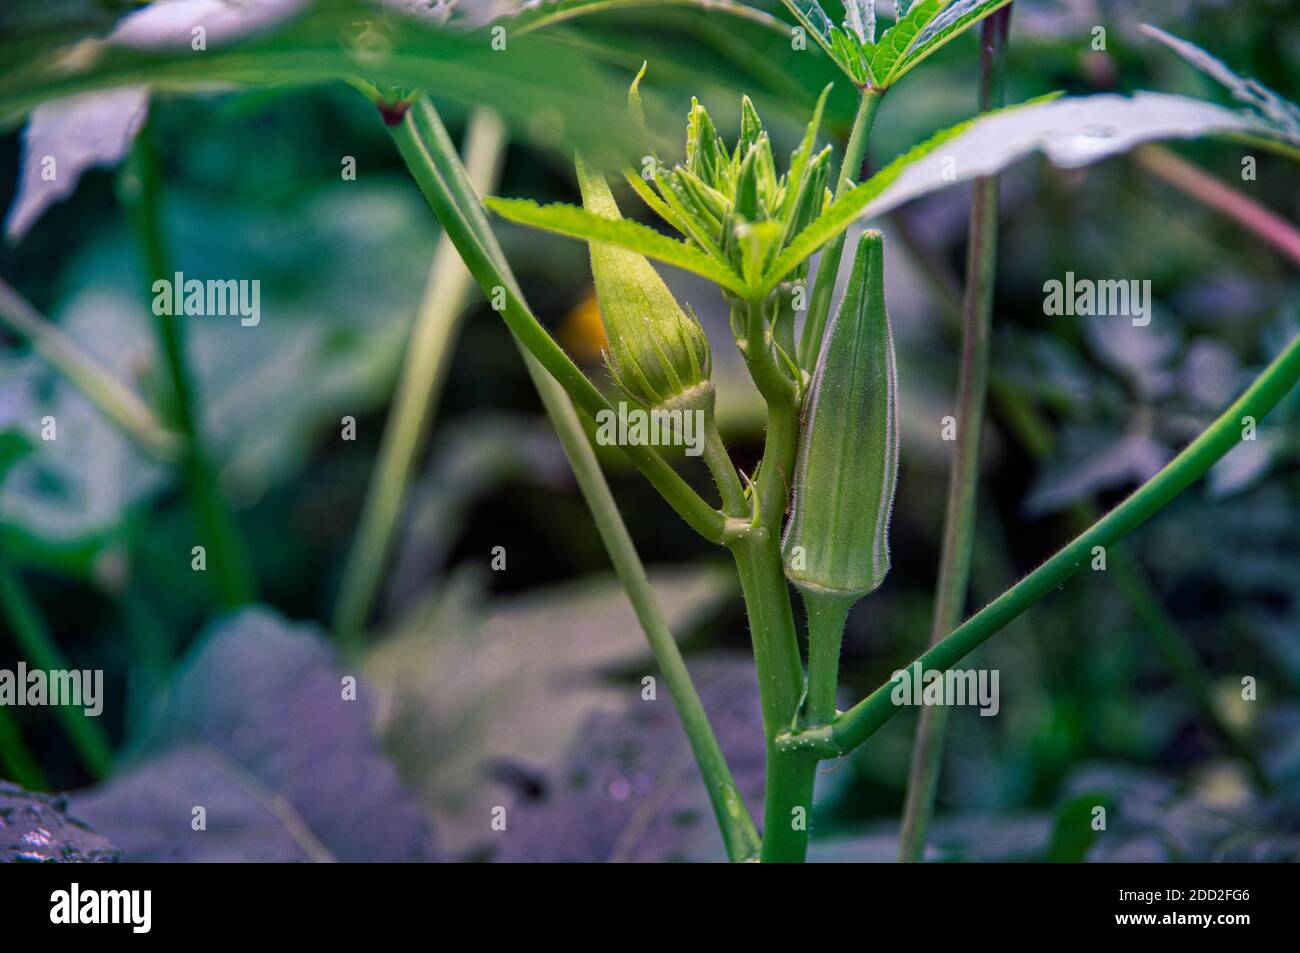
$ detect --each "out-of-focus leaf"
[1044,791,1113,862]
[5,88,149,240]
[493,656,764,862]
[1141,24,1300,151]
[110,0,307,51]
[74,606,437,862]
[1084,317,1180,399]
[1207,435,1276,498]
[381,413,572,614]
[505,0,788,36]
[0,180,437,542]
[365,565,735,857]
[1,781,121,863]
[764,93,1263,292]
[0,288,169,544]
[1023,427,1170,517]
[0,0,652,165]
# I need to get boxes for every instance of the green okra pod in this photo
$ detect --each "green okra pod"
[783,229,899,601]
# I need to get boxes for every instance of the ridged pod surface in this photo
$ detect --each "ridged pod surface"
[783,229,898,600]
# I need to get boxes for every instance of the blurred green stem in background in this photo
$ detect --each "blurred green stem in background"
[898,5,1011,863]
[0,279,181,462]
[381,93,761,861]
[0,562,112,778]
[333,109,507,649]
[119,125,255,607]
[778,328,1300,759]
[1135,145,1300,267]
[0,705,48,790]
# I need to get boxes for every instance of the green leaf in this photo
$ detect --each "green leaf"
[842,0,876,45]
[781,0,860,79]
[868,0,944,87]
[0,2,651,165]
[876,0,1012,90]
[759,91,1260,294]
[1140,24,1300,150]
[506,0,790,37]
[485,197,749,295]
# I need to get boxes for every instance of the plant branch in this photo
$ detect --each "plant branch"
[1134,144,1300,266]
[387,102,727,544]
[0,278,181,462]
[333,108,506,648]
[120,126,255,606]
[385,94,760,860]
[897,4,1010,863]
[777,330,1300,758]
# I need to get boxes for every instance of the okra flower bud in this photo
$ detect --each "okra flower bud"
[575,152,713,412]
[782,230,898,599]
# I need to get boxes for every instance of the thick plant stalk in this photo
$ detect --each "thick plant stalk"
[385,96,760,861]
[334,109,506,649]
[0,562,112,778]
[778,329,1300,758]
[797,88,883,369]
[731,530,809,862]
[897,6,1011,863]
[0,278,180,461]
[120,127,255,606]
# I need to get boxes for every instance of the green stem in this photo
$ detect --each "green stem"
[0,563,112,778]
[702,421,747,517]
[802,589,854,725]
[385,94,760,860]
[779,330,1300,758]
[797,88,883,369]
[388,104,727,544]
[731,531,811,862]
[0,278,181,462]
[897,6,1010,863]
[333,108,506,649]
[120,127,254,606]
[0,705,48,790]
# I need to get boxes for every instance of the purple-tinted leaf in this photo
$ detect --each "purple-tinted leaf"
[492,656,765,862]
[110,0,307,51]
[1024,427,1170,517]
[4,88,149,241]
[74,607,437,862]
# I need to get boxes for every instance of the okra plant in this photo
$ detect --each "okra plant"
[1,0,1298,864]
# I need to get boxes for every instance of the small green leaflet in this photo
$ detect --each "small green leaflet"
[484,197,749,295]
[1141,24,1300,150]
[873,0,1012,90]
[782,0,1010,91]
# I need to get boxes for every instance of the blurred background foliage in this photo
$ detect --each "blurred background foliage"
[0,0,1297,861]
